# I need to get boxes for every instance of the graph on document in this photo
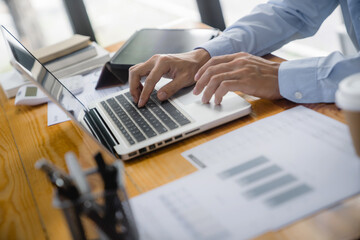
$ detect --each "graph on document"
[217,155,313,207]
[158,188,232,240]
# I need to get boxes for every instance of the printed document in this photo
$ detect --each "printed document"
[131,106,360,240]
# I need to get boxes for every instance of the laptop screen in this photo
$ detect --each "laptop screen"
[1,25,87,120]
[2,25,119,154]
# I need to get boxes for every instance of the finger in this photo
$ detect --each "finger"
[193,62,233,95]
[130,83,144,104]
[157,74,192,101]
[214,80,241,105]
[195,54,235,82]
[138,62,170,107]
[201,71,240,103]
[129,62,152,103]
[195,52,250,81]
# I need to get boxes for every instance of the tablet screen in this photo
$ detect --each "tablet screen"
[110,28,219,66]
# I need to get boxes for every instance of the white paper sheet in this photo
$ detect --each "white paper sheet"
[47,69,129,126]
[183,105,359,168]
[130,106,360,240]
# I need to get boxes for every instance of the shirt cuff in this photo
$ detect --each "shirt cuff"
[196,35,238,57]
[278,57,328,103]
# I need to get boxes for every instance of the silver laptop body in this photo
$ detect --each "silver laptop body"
[2,25,251,160]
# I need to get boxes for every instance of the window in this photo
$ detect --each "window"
[0,0,72,71]
[83,0,200,46]
[0,0,351,73]
[29,0,73,46]
[0,0,16,72]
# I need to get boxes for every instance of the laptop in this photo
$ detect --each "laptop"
[2,25,251,160]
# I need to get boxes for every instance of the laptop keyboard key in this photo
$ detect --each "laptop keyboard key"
[150,91,191,126]
[146,98,178,130]
[124,92,168,134]
[158,100,190,126]
[105,98,146,143]
[100,101,135,145]
[102,89,191,146]
[115,95,157,138]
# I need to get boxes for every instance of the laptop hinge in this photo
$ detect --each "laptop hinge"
[83,108,118,156]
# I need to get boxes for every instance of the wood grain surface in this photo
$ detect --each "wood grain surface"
[0,79,140,239]
[0,27,358,240]
[0,90,46,240]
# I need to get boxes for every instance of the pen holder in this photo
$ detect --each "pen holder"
[36,152,139,240]
[53,189,137,240]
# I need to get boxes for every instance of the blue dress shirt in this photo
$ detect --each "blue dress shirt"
[199,0,360,103]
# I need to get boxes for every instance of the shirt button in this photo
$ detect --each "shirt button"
[294,91,302,99]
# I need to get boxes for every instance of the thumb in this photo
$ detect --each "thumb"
[157,76,192,101]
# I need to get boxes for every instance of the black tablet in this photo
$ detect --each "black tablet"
[111,28,219,68]
[95,28,220,89]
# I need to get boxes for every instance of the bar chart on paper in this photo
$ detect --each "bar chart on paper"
[217,155,313,207]
[131,107,360,240]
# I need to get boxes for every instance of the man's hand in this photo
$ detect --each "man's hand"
[193,52,282,104]
[129,49,211,107]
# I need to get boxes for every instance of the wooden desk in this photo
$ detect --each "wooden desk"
[0,42,359,240]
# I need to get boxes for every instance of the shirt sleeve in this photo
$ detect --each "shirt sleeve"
[196,0,344,103]
[279,51,360,103]
[198,0,339,57]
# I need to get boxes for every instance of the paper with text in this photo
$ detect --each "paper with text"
[183,105,358,168]
[131,106,360,240]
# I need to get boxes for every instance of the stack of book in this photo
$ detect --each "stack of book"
[0,35,110,98]
[33,34,110,79]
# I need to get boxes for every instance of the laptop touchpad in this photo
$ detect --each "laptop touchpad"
[172,85,202,105]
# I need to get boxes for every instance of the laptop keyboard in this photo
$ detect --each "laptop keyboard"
[100,90,191,145]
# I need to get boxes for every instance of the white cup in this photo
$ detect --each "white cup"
[336,73,360,157]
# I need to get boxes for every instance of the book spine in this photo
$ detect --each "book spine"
[52,46,110,78]
[45,45,97,72]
